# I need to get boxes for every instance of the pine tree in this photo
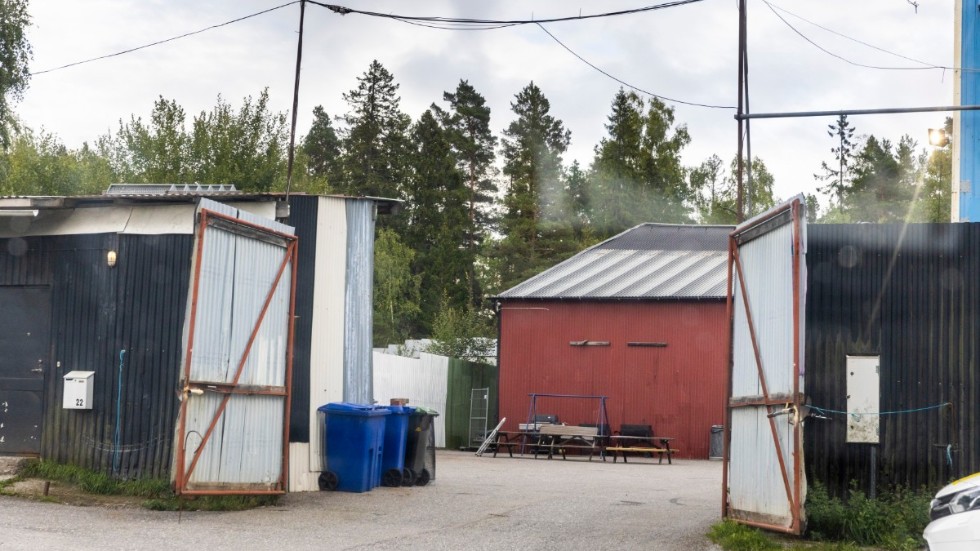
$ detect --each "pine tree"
[340,60,411,202]
[815,114,856,207]
[847,136,913,222]
[302,105,342,190]
[433,80,498,306]
[403,109,470,335]
[498,82,576,289]
[589,89,691,237]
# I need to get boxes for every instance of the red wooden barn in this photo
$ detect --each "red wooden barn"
[495,223,732,459]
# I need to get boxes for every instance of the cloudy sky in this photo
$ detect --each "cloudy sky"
[16,0,955,211]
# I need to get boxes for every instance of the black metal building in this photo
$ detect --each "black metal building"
[805,223,979,496]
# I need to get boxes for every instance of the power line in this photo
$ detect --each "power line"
[765,1,941,70]
[30,1,299,76]
[762,0,933,71]
[308,0,707,29]
[535,23,734,109]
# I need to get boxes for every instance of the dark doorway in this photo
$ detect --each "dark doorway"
[0,286,51,455]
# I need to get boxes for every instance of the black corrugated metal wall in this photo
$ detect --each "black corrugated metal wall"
[0,233,192,479]
[287,195,317,442]
[805,223,979,497]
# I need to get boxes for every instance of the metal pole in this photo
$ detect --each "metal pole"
[285,0,306,199]
[735,0,746,223]
[736,104,980,120]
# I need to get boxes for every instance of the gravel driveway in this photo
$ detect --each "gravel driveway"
[0,451,723,550]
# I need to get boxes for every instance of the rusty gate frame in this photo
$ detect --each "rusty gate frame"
[722,197,805,534]
[175,208,298,496]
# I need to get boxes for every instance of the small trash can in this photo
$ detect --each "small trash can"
[709,425,724,460]
[317,402,389,492]
[404,407,439,486]
[380,405,414,487]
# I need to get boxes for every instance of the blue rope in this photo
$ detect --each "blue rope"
[946,444,953,467]
[113,350,126,475]
[810,402,950,418]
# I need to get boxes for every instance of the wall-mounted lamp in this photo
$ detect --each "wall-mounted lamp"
[928,128,950,147]
[107,250,117,268]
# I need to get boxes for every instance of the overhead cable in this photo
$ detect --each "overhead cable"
[765,1,942,69]
[762,0,938,72]
[30,1,299,76]
[308,0,706,29]
[536,23,735,110]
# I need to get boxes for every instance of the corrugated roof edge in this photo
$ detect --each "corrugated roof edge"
[493,222,734,300]
[0,193,402,213]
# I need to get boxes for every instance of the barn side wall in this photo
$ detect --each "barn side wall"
[805,223,980,496]
[0,233,192,479]
[498,300,728,459]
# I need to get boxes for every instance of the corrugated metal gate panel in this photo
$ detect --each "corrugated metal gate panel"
[725,198,806,534]
[176,201,296,494]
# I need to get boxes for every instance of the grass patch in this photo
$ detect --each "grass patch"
[16,459,280,511]
[709,520,781,551]
[19,460,170,497]
[143,495,280,511]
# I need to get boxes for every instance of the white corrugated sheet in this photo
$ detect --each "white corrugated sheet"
[373,352,449,448]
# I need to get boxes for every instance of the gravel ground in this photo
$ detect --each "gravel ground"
[0,451,723,550]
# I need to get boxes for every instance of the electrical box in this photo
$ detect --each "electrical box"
[846,356,879,443]
[63,371,95,410]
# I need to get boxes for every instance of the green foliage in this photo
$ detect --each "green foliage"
[403,109,470,334]
[910,117,952,223]
[373,228,421,347]
[301,105,342,191]
[690,155,776,224]
[815,114,857,208]
[589,89,692,236]
[0,0,32,149]
[708,520,780,551]
[0,130,111,195]
[805,482,930,550]
[497,81,578,291]
[425,296,496,362]
[339,60,411,202]
[99,90,288,190]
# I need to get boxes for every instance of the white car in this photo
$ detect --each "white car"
[924,472,980,550]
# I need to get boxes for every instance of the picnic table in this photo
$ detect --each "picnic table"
[605,435,676,464]
[491,424,601,460]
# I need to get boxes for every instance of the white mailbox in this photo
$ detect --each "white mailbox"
[63,371,95,410]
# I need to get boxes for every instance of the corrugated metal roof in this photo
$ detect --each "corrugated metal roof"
[498,223,733,300]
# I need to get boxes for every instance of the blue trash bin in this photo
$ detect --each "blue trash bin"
[380,405,414,487]
[317,403,389,492]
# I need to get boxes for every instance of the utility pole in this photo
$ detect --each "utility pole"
[736,0,746,223]
[285,0,307,200]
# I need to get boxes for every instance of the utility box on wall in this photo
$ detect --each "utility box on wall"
[846,356,880,443]
[63,371,95,410]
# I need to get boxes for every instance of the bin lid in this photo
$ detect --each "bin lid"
[412,406,440,417]
[317,402,390,416]
[385,405,414,415]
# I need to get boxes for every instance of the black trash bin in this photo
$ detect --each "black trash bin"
[404,407,439,486]
[709,425,724,460]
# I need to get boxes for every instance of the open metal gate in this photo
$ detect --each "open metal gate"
[723,196,807,534]
[175,200,297,495]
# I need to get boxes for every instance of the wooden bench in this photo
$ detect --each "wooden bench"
[536,424,600,461]
[605,424,676,464]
